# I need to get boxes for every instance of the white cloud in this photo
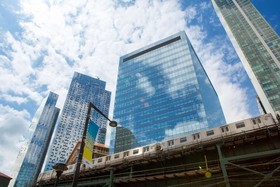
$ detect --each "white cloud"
[184,5,197,23]
[0,105,30,175]
[0,32,43,105]
[183,4,252,122]
[0,0,256,176]
[0,94,28,105]
[192,39,251,122]
[200,2,211,10]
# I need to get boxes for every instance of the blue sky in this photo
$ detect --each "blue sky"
[253,0,280,33]
[0,0,279,176]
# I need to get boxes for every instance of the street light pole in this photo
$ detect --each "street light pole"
[54,173,60,187]
[53,163,68,187]
[89,103,118,128]
[72,102,117,187]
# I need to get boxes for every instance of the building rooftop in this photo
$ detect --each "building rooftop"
[0,172,12,179]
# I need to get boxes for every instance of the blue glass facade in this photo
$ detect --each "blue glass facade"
[111,31,226,153]
[14,92,59,187]
[212,0,280,116]
[44,72,111,171]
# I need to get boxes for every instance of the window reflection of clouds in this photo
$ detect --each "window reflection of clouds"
[135,72,156,97]
[113,32,226,153]
[139,41,194,99]
[164,120,208,139]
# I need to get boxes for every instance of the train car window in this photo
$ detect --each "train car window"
[253,118,261,124]
[106,156,111,161]
[236,122,245,129]
[168,140,174,146]
[277,114,280,122]
[193,133,200,140]
[98,158,102,163]
[221,126,229,132]
[180,137,187,143]
[133,149,139,154]
[124,151,129,157]
[143,146,149,152]
[114,154,119,159]
[206,130,214,136]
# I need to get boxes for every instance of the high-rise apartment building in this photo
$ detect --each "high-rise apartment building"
[111,31,226,153]
[44,72,111,171]
[13,92,60,187]
[211,0,280,115]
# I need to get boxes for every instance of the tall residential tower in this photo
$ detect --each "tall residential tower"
[13,92,60,187]
[211,0,280,115]
[111,31,226,153]
[44,72,111,171]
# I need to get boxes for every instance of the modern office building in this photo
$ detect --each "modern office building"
[8,140,28,187]
[44,72,111,171]
[13,92,60,187]
[111,31,226,153]
[9,98,49,187]
[211,0,280,116]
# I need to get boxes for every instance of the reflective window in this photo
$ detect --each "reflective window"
[213,0,280,112]
[112,32,226,153]
[133,149,139,154]
[114,154,120,159]
[168,140,174,146]
[180,137,187,143]
[106,156,111,161]
[236,122,245,129]
[15,93,60,186]
[206,130,214,136]
[221,126,229,133]
[193,133,200,140]
[143,146,150,152]
[124,151,129,157]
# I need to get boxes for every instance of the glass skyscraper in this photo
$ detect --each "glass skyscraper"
[111,31,226,153]
[44,72,111,171]
[211,0,280,115]
[14,92,60,187]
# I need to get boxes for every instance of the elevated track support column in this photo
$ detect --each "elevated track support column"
[108,169,114,187]
[216,144,230,187]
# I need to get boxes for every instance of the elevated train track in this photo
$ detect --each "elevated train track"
[38,115,280,187]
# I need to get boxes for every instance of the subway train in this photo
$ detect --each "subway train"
[38,112,278,182]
